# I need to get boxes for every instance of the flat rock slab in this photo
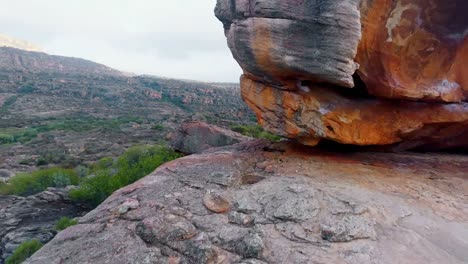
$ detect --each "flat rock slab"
[27,140,468,264]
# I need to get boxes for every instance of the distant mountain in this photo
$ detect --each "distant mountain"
[0,47,123,76]
[0,45,253,174]
[0,33,43,52]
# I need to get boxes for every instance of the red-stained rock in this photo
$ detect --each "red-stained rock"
[357,0,468,102]
[216,0,468,150]
[241,75,468,150]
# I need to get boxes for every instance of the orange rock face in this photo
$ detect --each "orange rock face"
[216,0,468,150]
[241,76,468,150]
[358,0,468,102]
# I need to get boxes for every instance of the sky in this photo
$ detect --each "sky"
[0,0,242,82]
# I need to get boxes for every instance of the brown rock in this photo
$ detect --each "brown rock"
[203,190,231,213]
[241,76,468,149]
[216,0,468,149]
[357,0,468,102]
[169,121,251,154]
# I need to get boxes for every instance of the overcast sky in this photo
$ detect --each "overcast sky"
[0,0,242,82]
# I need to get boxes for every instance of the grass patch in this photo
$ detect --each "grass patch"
[231,124,281,141]
[5,239,43,264]
[0,168,79,196]
[69,145,182,206]
[0,116,144,146]
[54,217,78,231]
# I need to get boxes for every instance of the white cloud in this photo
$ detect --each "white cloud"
[0,0,242,82]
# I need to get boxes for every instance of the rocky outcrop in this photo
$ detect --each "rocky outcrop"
[215,0,468,150]
[0,187,86,262]
[169,121,251,154]
[27,140,468,263]
[0,34,43,52]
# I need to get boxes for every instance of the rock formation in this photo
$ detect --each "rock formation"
[169,121,251,154]
[215,0,468,150]
[0,187,86,262]
[26,140,468,263]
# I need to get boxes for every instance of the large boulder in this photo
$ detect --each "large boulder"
[215,0,468,149]
[169,121,251,154]
[0,187,86,262]
[26,140,468,263]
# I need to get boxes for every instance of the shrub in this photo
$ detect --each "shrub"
[0,168,79,196]
[231,124,281,141]
[70,145,182,206]
[54,217,78,231]
[0,133,15,144]
[152,124,164,131]
[5,239,43,264]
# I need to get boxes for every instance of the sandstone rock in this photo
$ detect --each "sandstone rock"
[216,0,468,149]
[215,0,361,89]
[203,190,231,213]
[26,140,468,263]
[241,76,468,149]
[357,0,468,102]
[0,187,86,262]
[169,121,251,154]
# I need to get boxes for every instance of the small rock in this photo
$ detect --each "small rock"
[203,190,231,213]
[320,215,376,242]
[228,211,253,226]
[136,214,197,244]
[118,198,140,214]
[235,232,264,258]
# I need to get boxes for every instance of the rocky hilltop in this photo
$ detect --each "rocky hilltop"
[215,0,468,150]
[27,140,468,263]
[0,34,42,52]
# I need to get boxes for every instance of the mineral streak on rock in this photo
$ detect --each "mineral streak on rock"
[358,0,468,102]
[215,0,362,89]
[216,0,468,150]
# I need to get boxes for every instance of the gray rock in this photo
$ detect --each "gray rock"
[169,121,251,154]
[26,140,468,264]
[0,187,85,262]
[215,0,361,88]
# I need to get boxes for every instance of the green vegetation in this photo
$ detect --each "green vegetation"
[231,124,281,141]
[151,124,164,131]
[1,95,18,112]
[0,168,79,196]
[69,145,182,206]
[54,217,78,231]
[0,116,144,146]
[5,239,43,264]
[0,144,181,205]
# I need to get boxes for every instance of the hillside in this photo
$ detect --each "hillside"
[0,47,254,176]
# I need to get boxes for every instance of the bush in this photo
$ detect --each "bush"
[231,124,281,141]
[0,133,15,144]
[0,168,79,196]
[54,217,78,231]
[70,145,182,206]
[5,239,43,264]
[152,124,164,131]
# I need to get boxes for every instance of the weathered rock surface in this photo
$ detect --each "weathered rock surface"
[27,140,468,263]
[216,0,468,149]
[0,187,86,262]
[169,121,251,154]
[241,76,468,149]
[357,0,468,102]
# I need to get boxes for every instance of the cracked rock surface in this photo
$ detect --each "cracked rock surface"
[27,140,468,263]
